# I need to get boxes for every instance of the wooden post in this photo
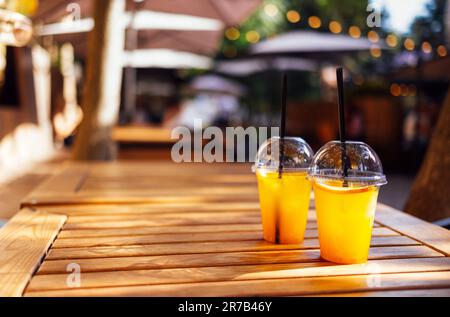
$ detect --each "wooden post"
[405,88,450,221]
[73,0,126,160]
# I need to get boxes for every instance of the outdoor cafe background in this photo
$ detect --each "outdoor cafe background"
[0,0,449,223]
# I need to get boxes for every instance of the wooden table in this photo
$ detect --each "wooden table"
[1,162,449,297]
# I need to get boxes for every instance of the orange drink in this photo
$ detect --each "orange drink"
[257,171,311,244]
[253,137,314,245]
[309,141,387,264]
[313,180,379,264]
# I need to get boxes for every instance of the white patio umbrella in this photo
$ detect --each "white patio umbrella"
[251,30,381,57]
[215,57,318,77]
[189,74,247,96]
[123,49,213,70]
[33,0,262,59]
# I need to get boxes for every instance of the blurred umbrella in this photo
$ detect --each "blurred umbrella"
[32,0,91,23]
[135,29,222,56]
[215,57,318,77]
[33,0,262,58]
[136,0,261,26]
[34,0,261,26]
[123,49,213,69]
[189,74,247,96]
[251,30,380,59]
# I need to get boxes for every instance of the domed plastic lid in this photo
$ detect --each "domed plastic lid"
[252,137,314,173]
[309,141,387,186]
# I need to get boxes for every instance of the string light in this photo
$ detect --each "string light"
[329,21,342,34]
[390,83,401,97]
[421,41,432,54]
[437,45,447,57]
[246,30,260,43]
[264,4,279,17]
[286,10,300,23]
[225,27,240,41]
[253,11,447,62]
[404,38,415,51]
[386,34,398,47]
[348,26,361,38]
[370,45,382,58]
[400,84,408,96]
[368,30,379,43]
[308,16,321,29]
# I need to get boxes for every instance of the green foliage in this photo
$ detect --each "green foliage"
[410,0,447,50]
[219,0,370,58]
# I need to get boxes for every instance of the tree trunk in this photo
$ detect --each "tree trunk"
[404,87,450,221]
[73,0,126,161]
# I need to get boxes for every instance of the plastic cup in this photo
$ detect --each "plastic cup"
[253,137,314,244]
[308,141,387,264]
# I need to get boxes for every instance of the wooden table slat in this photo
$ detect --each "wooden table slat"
[25,271,450,297]
[37,244,438,275]
[3,162,448,297]
[376,204,450,256]
[27,257,450,293]
[57,226,398,240]
[50,232,413,250]
[0,209,66,297]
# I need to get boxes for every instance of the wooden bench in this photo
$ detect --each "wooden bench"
[0,162,449,297]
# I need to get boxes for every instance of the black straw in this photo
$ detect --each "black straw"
[278,74,288,179]
[275,74,288,244]
[336,68,349,181]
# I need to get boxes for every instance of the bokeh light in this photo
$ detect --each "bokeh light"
[421,41,432,54]
[386,34,398,47]
[225,27,240,41]
[286,10,301,23]
[246,30,261,43]
[348,26,361,38]
[400,84,409,96]
[329,21,342,34]
[368,30,379,43]
[404,38,415,51]
[308,16,322,29]
[264,4,279,17]
[437,45,447,57]
[390,83,401,97]
[370,45,382,58]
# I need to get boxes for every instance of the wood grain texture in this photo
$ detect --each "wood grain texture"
[27,257,449,293]
[0,209,66,297]
[376,204,450,256]
[38,201,263,217]
[316,288,450,297]
[25,271,450,297]
[37,244,433,275]
[44,235,417,261]
[50,230,407,249]
[62,213,263,230]
[22,162,256,206]
[12,162,450,297]
[57,226,397,240]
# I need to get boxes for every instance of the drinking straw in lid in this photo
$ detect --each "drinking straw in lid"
[336,67,350,185]
[278,74,288,179]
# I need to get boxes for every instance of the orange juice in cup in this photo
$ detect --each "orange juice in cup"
[253,137,314,244]
[309,141,387,264]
